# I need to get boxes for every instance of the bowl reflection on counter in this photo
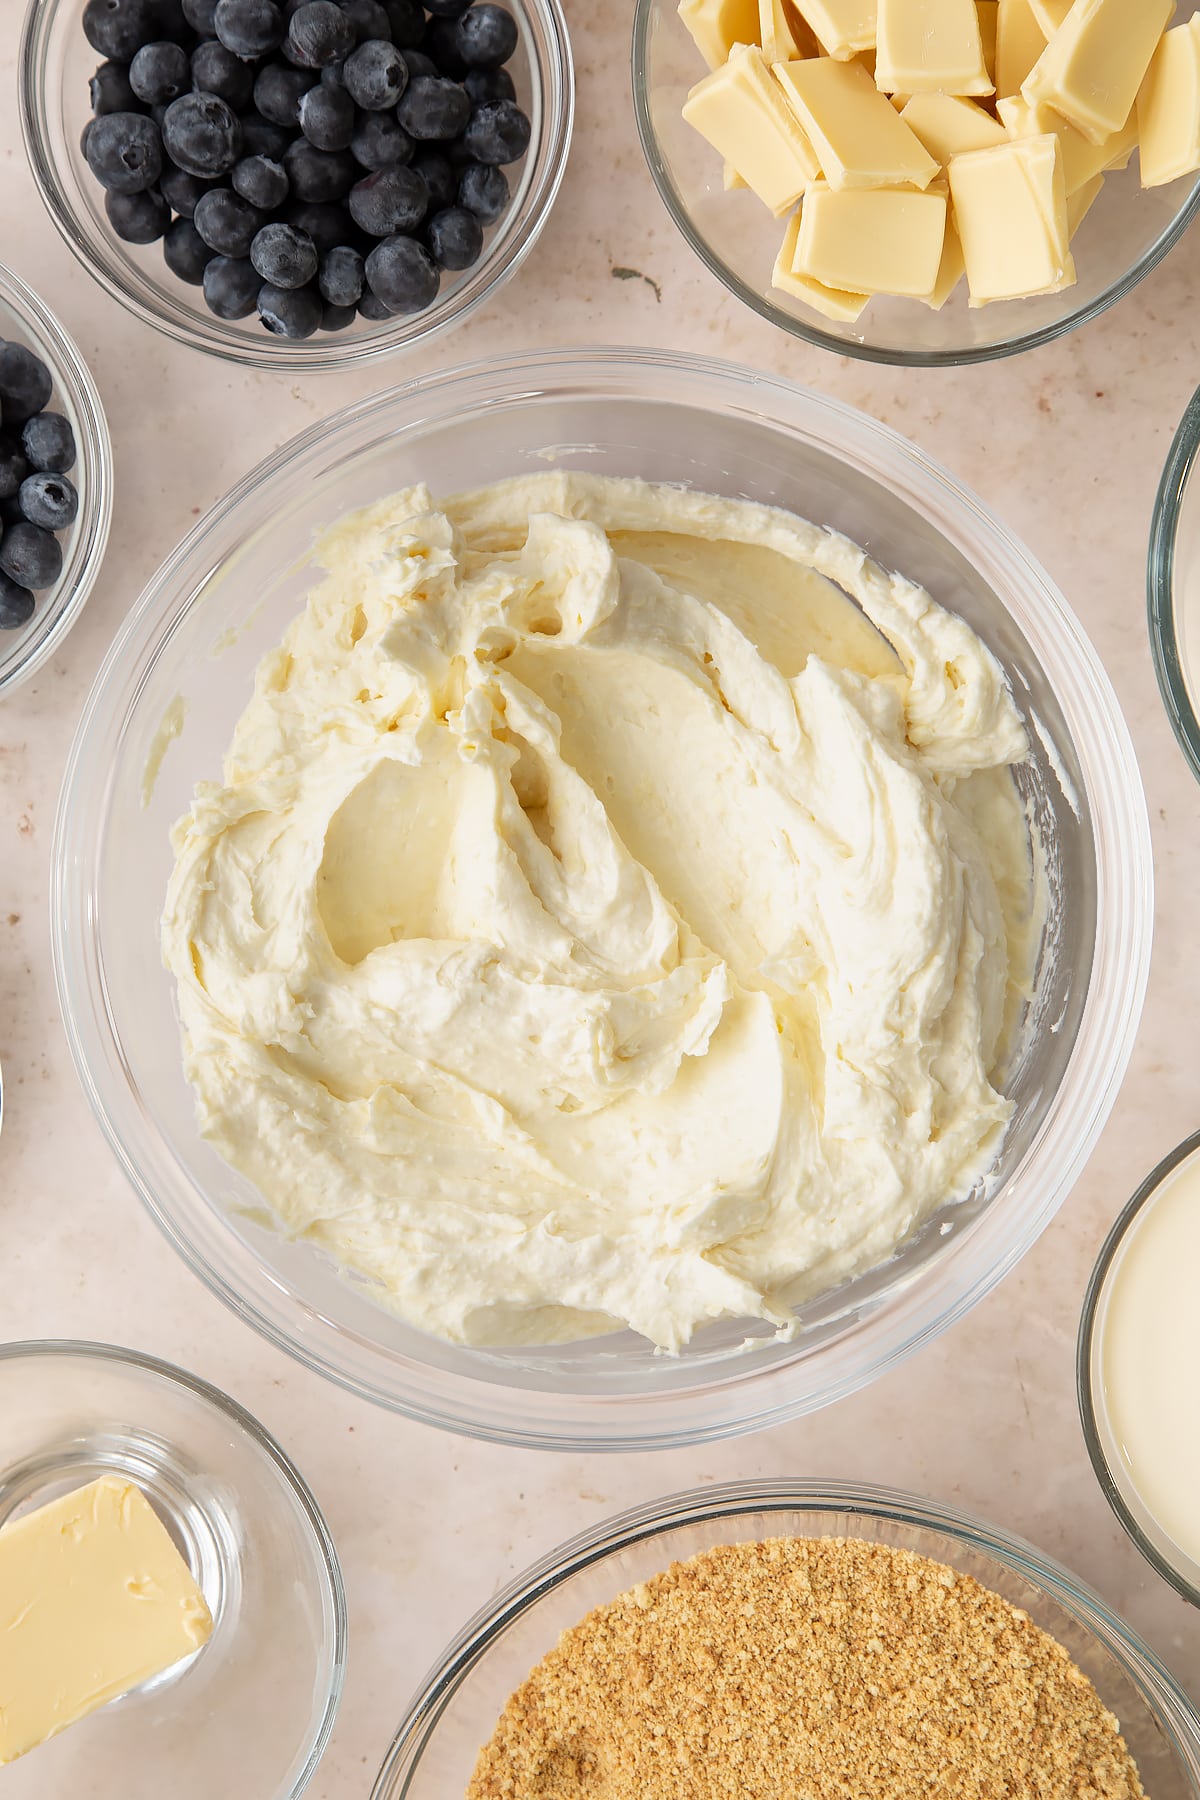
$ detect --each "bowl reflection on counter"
[53,348,1151,1451]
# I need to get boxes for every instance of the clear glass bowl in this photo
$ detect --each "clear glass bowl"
[0,1340,346,1798]
[371,1479,1200,1797]
[1078,1128,1200,1612]
[0,260,112,697]
[20,0,573,371]
[1149,383,1200,783]
[53,347,1151,1451]
[632,0,1200,366]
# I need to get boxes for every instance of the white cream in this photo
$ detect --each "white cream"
[1097,1146,1200,1577]
[163,473,1034,1352]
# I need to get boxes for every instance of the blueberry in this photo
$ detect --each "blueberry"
[464,64,514,104]
[85,111,164,193]
[90,60,141,115]
[283,199,350,250]
[357,285,392,317]
[232,152,289,207]
[0,574,35,631]
[455,5,517,68]
[409,150,457,214]
[400,47,435,78]
[298,81,355,148]
[317,241,363,304]
[18,472,79,531]
[0,345,54,425]
[0,523,63,591]
[0,438,29,501]
[425,203,482,269]
[250,220,319,285]
[343,38,407,108]
[181,0,218,26]
[202,253,264,316]
[364,232,438,311]
[20,412,76,475]
[161,92,243,175]
[162,215,217,280]
[191,40,257,110]
[457,157,506,221]
[350,110,412,168]
[129,39,191,103]
[194,186,267,254]
[81,119,97,158]
[423,0,470,16]
[214,0,284,57]
[320,299,357,329]
[257,281,323,335]
[338,0,391,41]
[151,0,191,42]
[105,185,171,241]
[319,58,346,88]
[283,137,357,198]
[285,1,355,67]
[348,164,427,233]
[382,0,423,45]
[159,161,218,214]
[83,0,162,61]
[396,75,469,141]
[253,61,317,124]
[462,97,529,164]
[238,110,294,157]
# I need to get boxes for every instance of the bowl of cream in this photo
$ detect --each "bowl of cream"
[53,348,1151,1450]
[1080,1129,1200,1609]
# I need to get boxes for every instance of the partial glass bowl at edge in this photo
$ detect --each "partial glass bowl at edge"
[1149,381,1200,785]
[372,1482,1200,1799]
[19,0,574,371]
[631,0,1200,366]
[52,347,1152,1451]
[0,259,111,697]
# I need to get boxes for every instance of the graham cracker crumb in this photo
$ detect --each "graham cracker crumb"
[466,1538,1146,1800]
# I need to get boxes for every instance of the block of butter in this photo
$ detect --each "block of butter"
[678,0,761,70]
[0,1477,213,1764]
[683,43,821,212]
[791,0,877,59]
[949,131,1075,302]
[1138,18,1200,188]
[772,206,870,315]
[775,55,939,187]
[875,0,994,95]
[759,0,821,60]
[994,0,1045,100]
[998,92,1137,193]
[794,180,947,292]
[1022,0,1175,146]
[900,92,1007,161]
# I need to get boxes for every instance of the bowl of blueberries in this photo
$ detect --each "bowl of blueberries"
[0,260,112,696]
[20,0,573,366]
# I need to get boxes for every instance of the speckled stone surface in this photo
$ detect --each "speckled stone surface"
[2,6,1199,1794]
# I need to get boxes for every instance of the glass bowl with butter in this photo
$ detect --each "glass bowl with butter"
[632,0,1200,365]
[0,1341,345,1796]
[1149,380,1200,784]
[53,347,1150,1450]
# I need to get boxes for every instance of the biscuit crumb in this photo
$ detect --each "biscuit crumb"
[466,1538,1146,1799]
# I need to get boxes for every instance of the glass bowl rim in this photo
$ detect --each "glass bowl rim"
[0,1336,349,1796]
[370,1475,1200,1797]
[0,258,113,698]
[1077,1126,1200,1612]
[18,0,575,373]
[1148,383,1200,784]
[52,343,1152,1451]
[628,0,1200,370]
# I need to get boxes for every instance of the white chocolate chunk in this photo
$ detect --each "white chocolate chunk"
[1066,170,1104,233]
[794,180,947,293]
[775,55,938,188]
[683,43,822,213]
[901,92,1007,162]
[949,132,1075,303]
[772,206,871,315]
[1022,0,1174,147]
[876,0,994,96]
[998,92,1136,194]
[1138,19,1200,189]
[678,0,762,70]
[791,0,877,60]
[994,0,1046,100]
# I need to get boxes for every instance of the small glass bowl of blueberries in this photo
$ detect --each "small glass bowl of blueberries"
[0,261,111,695]
[20,0,573,368]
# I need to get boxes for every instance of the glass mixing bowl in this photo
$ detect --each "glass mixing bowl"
[20,0,573,371]
[1149,381,1200,784]
[0,1341,346,1799]
[53,347,1151,1450]
[372,1480,1200,1798]
[0,259,112,697]
[632,0,1200,366]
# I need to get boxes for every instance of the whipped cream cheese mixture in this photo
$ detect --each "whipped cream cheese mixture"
[163,472,1036,1351]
